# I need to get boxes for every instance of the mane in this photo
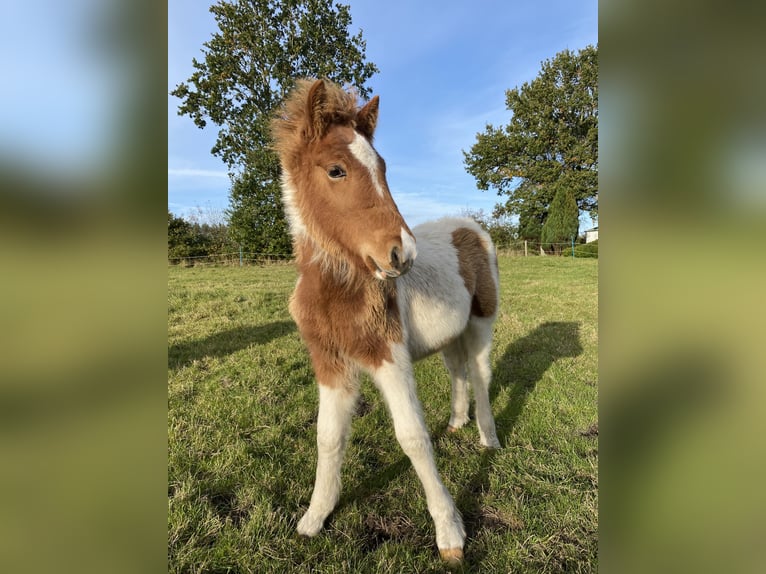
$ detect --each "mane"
[271,79,360,159]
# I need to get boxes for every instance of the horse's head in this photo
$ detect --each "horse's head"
[272,79,416,280]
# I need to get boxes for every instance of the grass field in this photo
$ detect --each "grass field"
[168,256,598,573]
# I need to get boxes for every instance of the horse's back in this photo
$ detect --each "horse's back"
[399,217,498,361]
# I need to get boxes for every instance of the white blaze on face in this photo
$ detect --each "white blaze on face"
[348,131,384,198]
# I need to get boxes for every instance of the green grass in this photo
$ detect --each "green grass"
[168,256,598,573]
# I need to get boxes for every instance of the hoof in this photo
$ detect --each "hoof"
[481,437,501,449]
[439,547,464,565]
[296,512,323,537]
[446,425,458,433]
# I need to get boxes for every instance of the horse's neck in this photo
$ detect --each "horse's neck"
[294,238,379,299]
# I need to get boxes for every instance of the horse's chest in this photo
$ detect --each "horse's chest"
[289,275,402,369]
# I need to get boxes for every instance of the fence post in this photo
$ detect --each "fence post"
[524,240,528,257]
[239,245,243,267]
[572,237,575,258]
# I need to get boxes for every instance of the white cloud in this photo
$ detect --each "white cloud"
[168,168,229,179]
[392,188,497,227]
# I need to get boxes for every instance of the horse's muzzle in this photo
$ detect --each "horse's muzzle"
[369,248,413,280]
[389,245,413,276]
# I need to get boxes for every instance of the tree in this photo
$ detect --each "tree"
[185,207,234,256]
[168,211,210,261]
[460,208,517,250]
[227,170,292,256]
[171,0,378,256]
[463,45,598,241]
[541,182,579,254]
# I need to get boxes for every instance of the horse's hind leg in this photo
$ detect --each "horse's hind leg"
[441,339,470,432]
[464,316,500,448]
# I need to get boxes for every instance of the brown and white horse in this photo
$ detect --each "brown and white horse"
[271,79,500,564]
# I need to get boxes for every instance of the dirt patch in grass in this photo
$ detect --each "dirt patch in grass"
[477,506,525,531]
[207,491,249,527]
[579,422,598,437]
[361,512,427,552]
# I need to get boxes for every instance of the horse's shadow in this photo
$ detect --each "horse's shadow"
[485,320,583,442]
[168,320,295,369]
[338,320,583,561]
[455,321,583,557]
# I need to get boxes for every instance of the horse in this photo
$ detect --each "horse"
[271,78,500,564]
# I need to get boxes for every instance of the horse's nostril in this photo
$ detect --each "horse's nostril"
[391,246,401,268]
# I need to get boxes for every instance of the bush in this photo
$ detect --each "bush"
[573,240,598,258]
[168,210,240,263]
[168,211,213,262]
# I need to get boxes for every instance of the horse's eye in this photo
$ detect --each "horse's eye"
[327,165,346,179]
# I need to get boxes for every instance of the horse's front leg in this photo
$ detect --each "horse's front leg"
[298,374,358,537]
[370,344,465,564]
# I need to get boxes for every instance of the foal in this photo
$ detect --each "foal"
[271,79,500,563]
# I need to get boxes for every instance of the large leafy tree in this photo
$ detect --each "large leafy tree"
[171,0,378,256]
[464,45,598,241]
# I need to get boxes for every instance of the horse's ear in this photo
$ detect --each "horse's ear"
[357,95,379,139]
[306,79,328,140]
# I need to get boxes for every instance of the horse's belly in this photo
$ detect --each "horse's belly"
[397,220,486,361]
[400,275,472,362]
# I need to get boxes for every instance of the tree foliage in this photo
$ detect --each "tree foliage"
[460,208,517,250]
[541,183,579,253]
[168,211,210,260]
[168,209,236,262]
[184,207,233,256]
[227,170,292,255]
[171,0,378,255]
[464,45,598,240]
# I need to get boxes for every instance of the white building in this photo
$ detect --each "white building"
[585,227,599,243]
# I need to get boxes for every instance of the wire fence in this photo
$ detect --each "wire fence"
[168,240,597,267]
[497,240,598,258]
[167,250,294,266]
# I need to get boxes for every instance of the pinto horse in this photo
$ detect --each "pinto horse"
[271,79,500,564]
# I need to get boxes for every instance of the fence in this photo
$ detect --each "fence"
[167,250,294,267]
[168,241,597,266]
[498,240,598,258]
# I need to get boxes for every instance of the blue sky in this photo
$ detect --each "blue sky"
[168,0,598,228]
[1,0,124,180]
